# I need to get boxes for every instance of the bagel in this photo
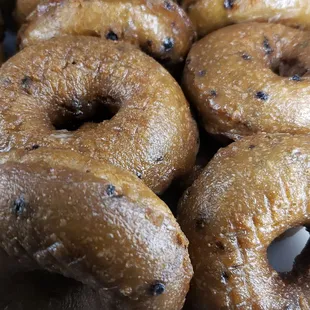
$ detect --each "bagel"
[181,0,310,38]
[183,23,310,140]
[0,36,198,193]
[0,148,193,310]
[18,0,196,66]
[178,134,310,309]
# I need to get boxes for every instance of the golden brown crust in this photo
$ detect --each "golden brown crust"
[0,148,193,310]
[183,23,310,140]
[0,36,198,193]
[181,0,310,38]
[178,134,310,309]
[18,0,196,65]
[15,0,40,25]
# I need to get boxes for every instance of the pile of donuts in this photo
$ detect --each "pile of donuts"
[0,0,310,309]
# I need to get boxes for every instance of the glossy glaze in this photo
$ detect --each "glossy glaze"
[184,23,310,140]
[181,0,310,37]
[0,36,198,193]
[0,148,193,310]
[18,0,196,65]
[179,134,310,309]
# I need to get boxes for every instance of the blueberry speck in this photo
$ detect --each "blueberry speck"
[136,172,142,179]
[249,144,256,149]
[242,54,251,60]
[156,156,164,162]
[255,91,269,101]
[164,1,174,11]
[197,70,207,77]
[215,241,225,250]
[150,282,165,296]
[106,184,116,196]
[25,144,40,151]
[106,31,118,41]
[196,218,207,230]
[12,196,27,216]
[21,76,33,93]
[221,272,229,283]
[210,90,217,97]
[290,74,301,81]
[163,38,174,52]
[263,37,273,55]
[224,0,235,9]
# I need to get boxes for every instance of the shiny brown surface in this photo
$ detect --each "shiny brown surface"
[181,0,310,38]
[183,23,310,140]
[0,36,198,193]
[0,148,193,310]
[15,0,39,25]
[18,0,196,65]
[178,134,310,309]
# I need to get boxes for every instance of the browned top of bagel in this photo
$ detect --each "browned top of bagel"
[0,36,198,193]
[178,134,310,309]
[181,0,310,37]
[183,22,310,140]
[18,0,196,65]
[0,148,193,310]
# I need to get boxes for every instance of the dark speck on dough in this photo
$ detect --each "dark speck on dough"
[221,271,229,283]
[263,37,273,55]
[163,38,174,52]
[21,75,33,94]
[210,90,217,97]
[164,1,174,11]
[196,218,207,231]
[249,144,256,149]
[136,172,142,179]
[146,40,153,47]
[106,184,116,196]
[197,70,206,77]
[255,91,269,101]
[215,241,225,250]
[12,196,27,216]
[150,282,165,296]
[242,54,252,60]
[25,144,40,151]
[156,156,164,162]
[185,58,191,65]
[224,0,235,9]
[106,31,118,41]
[290,74,302,81]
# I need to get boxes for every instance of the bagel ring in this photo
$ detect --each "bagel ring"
[0,36,198,193]
[0,148,193,310]
[179,134,310,309]
[181,0,310,38]
[18,0,196,66]
[183,23,310,140]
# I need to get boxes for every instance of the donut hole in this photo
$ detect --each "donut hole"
[271,58,308,78]
[267,226,309,272]
[52,96,119,131]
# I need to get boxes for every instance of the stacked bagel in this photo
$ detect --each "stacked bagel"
[1,0,310,309]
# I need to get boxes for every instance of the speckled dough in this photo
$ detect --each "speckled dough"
[0,36,198,193]
[181,0,310,38]
[178,134,310,309]
[183,23,310,140]
[18,0,196,65]
[0,148,193,310]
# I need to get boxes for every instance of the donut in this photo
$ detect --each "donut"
[183,22,310,141]
[178,134,310,309]
[0,36,198,193]
[0,148,193,310]
[18,0,196,66]
[181,0,310,38]
[14,0,39,25]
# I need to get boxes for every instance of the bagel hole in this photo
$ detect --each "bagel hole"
[267,226,309,273]
[52,96,119,131]
[271,58,308,78]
